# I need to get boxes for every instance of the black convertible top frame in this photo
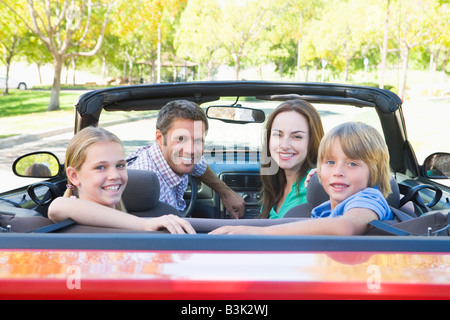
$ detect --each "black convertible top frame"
[75,81,401,120]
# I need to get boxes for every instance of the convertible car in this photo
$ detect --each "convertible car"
[0,81,449,301]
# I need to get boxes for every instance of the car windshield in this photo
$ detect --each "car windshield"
[99,98,382,159]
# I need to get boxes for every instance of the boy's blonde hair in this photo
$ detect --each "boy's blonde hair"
[64,126,127,212]
[317,122,392,197]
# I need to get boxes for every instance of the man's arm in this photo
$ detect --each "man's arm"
[198,165,245,219]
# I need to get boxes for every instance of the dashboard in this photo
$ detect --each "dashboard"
[195,149,263,219]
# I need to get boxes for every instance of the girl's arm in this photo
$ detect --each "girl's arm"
[48,197,195,234]
[209,209,378,236]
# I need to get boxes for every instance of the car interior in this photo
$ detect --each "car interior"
[0,82,449,238]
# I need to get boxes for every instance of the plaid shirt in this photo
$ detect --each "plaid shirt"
[126,144,207,211]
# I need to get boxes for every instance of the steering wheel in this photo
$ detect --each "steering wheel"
[399,184,443,213]
[27,182,60,217]
[183,175,198,217]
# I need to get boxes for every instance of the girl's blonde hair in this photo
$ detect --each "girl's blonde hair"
[317,122,392,197]
[64,126,127,212]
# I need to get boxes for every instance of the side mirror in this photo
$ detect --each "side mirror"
[206,106,265,124]
[423,152,450,179]
[13,152,61,178]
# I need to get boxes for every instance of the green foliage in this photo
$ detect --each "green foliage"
[1,0,448,87]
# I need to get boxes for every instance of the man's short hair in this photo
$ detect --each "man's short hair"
[156,100,209,136]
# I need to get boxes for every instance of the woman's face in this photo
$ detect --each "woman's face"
[68,141,128,208]
[269,111,310,175]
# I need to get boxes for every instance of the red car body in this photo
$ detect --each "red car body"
[0,82,449,302]
[1,247,449,300]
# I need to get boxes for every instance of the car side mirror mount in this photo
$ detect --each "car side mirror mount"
[13,152,61,178]
[423,152,450,179]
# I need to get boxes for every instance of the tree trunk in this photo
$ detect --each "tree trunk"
[344,58,349,83]
[398,47,409,101]
[2,63,10,95]
[379,0,390,89]
[47,56,63,111]
[234,59,240,80]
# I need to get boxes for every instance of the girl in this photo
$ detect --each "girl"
[259,100,324,219]
[211,122,394,235]
[48,127,195,234]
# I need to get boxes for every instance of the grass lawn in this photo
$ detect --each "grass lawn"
[0,89,81,117]
[0,90,81,138]
[0,89,156,139]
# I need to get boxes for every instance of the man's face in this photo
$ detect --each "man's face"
[156,118,206,176]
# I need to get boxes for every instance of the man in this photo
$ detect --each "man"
[127,100,245,218]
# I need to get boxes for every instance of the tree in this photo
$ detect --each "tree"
[267,0,323,80]
[300,0,381,82]
[378,0,392,89]
[175,0,222,80]
[179,0,276,80]
[391,0,441,99]
[0,0,117,110]
[0,7,27,94]
[114,0,186,83]
[421,1,450,91]
[20,33,53,85]
[217,0,276,80]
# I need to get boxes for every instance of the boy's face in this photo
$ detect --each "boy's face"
[320,139,370,209]
[156,118,206,176]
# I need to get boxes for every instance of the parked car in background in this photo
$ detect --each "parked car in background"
[0,76,28,90]
[0,81,448,301]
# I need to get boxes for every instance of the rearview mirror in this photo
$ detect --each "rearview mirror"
[13,152,61,178]
[423,152,450,179]
[206,106,265,124]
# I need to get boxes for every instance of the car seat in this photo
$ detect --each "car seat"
[121,169,182,217]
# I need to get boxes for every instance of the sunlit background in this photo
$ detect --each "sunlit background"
[1,0,449,190]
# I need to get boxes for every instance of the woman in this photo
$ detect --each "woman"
[259,100,324,219]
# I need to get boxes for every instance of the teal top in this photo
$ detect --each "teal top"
[269,173,308,219]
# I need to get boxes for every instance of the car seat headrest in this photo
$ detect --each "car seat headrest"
[122,169,160,212]
[306,173,329,208]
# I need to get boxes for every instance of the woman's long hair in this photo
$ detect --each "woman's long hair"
[259,100,324,218]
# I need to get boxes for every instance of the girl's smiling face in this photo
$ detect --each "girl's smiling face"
[68,141,128,208]
[320,138,370,209]
[269,111,310,176]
